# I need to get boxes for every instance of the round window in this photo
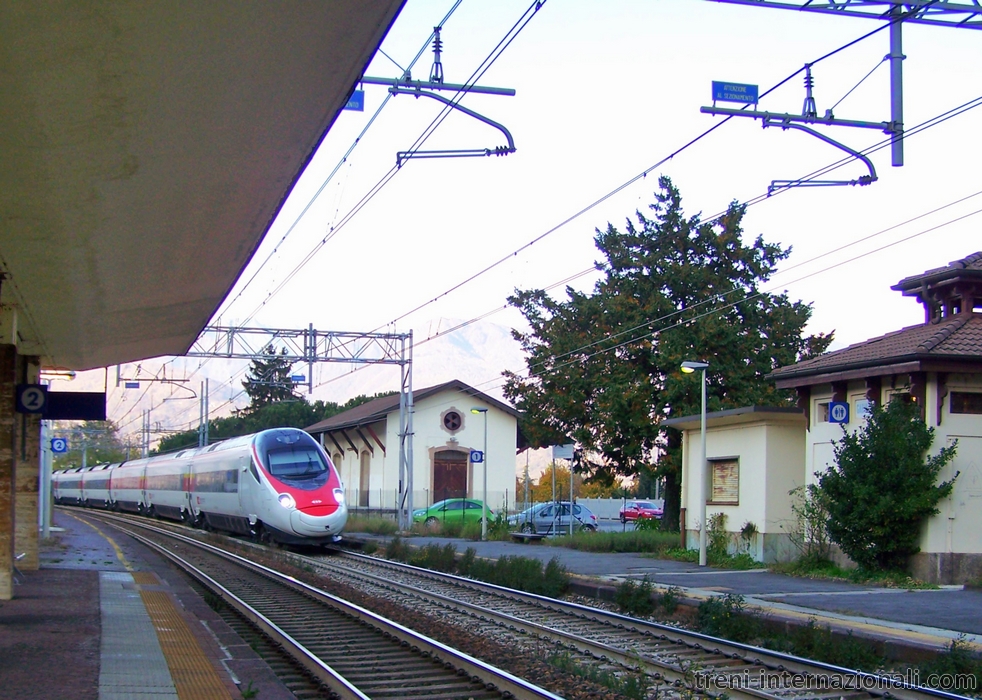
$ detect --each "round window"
[443,411,462,431]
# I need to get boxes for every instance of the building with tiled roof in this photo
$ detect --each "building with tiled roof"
[671,253,982,582]
[306,380,525,516]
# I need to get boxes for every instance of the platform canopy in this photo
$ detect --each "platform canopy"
[0,1,404,370]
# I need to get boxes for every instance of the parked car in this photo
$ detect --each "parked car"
[413,498,493,525]
[507,501,598,534]
[619,500,663,523]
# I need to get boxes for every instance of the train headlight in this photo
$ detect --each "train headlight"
[333,488,345,505]
[277,493,296,509]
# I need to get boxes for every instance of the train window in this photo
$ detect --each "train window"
[266,448,328,478]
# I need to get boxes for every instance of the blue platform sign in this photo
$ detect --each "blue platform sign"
[712,81,758,104]
[124,381,140,389]
[291,374,306,383]
[829,401,850,424]
[344,90,365,111]
[51,438,68,454]
[469,450,484,463]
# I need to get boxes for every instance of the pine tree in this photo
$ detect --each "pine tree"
[241,344,301,412]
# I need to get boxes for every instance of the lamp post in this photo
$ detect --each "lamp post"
[681,360,709,567]
[471,407,489,541]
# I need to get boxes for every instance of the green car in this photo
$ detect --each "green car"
[412,498,493,525]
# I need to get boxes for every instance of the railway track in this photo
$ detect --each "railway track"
[292,547,970,700]
[76,510,973,700]
[85,513,561,700]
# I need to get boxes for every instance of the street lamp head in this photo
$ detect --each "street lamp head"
[680,360,709,373]
[471,407,488,414]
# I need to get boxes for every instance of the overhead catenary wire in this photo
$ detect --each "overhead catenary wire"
[115,4,949,441]
[367,10,920,334]
[216,1,464,322]
[235,0,547,328]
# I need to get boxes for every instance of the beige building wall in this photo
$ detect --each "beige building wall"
[799,373,982,581]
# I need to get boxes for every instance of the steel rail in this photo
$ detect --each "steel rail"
[315,548,968,700]
[96,514,563,700]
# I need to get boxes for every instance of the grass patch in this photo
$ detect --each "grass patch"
[762,619,884,671]
[382,537,569,597]
[548,650,650,699]
[344,514,399,535]
[561,529,681,554]
[769,559,938,589]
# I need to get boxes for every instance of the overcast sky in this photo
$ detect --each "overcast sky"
[103,0,981,437]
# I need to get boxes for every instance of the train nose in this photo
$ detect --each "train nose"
[290,507,347,535]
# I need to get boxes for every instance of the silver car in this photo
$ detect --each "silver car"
[507,501,598,534]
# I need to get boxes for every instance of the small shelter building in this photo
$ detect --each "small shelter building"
[664,407,805,563]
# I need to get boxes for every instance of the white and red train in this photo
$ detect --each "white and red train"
[52,427,347,545]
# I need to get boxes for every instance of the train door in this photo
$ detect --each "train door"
[183,462,195,522]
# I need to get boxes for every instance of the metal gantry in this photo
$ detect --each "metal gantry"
[705,0,980,192]
[710,1,982,29]
[186,325,417,530]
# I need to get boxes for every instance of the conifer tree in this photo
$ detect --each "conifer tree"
[504,177,831,529]
[241,344,301,411]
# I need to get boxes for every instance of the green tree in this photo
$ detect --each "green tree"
[154,392,395,454]
[241,344,302,411]
[818,399,958,571]
[504,177,831,530]
[52,420,131,469]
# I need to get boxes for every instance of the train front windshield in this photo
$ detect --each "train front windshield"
[254,429,333,482]
[266,448,328,478]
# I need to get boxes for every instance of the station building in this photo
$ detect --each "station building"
[670,252,982,583]
[306,380,525,515]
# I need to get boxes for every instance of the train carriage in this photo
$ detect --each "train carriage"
[109,459,148,514]
[53,467,84,505]
[80,464,114,508]
[144,451,193,521]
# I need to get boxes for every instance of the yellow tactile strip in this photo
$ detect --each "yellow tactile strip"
[132,571,160,585]
[139,589,235,700]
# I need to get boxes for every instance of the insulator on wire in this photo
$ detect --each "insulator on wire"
[429,26,444,84]
[802,63,817,118]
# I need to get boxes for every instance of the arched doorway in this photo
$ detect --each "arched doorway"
[432,449,468,502]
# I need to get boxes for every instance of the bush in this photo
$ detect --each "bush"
[764,619,883,671]
[410,543,458,573]
[384,536,411,562]
[615,576,656,617]
[919,637,982,692]
[783,484,833,567]
[660,585,682,615]
[696,593,759,643]
[819,399,958,570]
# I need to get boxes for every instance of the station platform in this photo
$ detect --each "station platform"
[357,532,982,659]
[0,510,296,700]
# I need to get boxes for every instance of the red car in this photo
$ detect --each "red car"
[619,500,663,523]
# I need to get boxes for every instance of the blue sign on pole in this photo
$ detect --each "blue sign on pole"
[712,81,758,104]
[290,375,306,383]
[469,450,484,463]
[829,401,850,424]
[124,382,140,389]
[51,438,68,453]
[344,90,365,111]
